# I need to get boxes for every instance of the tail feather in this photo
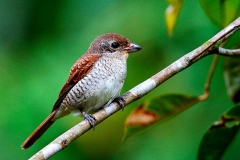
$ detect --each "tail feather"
[21,110,57,149]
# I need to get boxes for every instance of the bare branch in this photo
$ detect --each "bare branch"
[29,17,240,160]
[218,47,240,56]
[198,55,220,101]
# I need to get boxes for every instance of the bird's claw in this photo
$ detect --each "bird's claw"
[113,97,125,111]
[83,112,96,129]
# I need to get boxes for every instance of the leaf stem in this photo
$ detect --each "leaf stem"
[198,55,220,101]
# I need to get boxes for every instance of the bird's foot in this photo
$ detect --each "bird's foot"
[82,112,96,129]
[113,97,125,111]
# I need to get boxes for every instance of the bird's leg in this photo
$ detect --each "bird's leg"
[81,111,96,129]
[113,97,125,111]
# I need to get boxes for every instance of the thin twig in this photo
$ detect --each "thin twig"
[198,55,220,101]
[198,37,240,100]
[218,48,240,56]
[29,17,240,160]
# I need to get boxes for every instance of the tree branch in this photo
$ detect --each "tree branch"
[218,47,240,56]
[29,17,240,160]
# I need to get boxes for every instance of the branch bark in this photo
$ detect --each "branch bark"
[29,17,240,160]
[218,48,240,56]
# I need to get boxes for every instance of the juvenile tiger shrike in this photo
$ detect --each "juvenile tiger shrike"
[21,33,142,149]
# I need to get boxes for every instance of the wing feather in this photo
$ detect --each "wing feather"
[52,54,101,111]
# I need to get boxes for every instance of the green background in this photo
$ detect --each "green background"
[0,0,239,159]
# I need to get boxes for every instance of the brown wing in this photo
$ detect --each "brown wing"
[52,54,101,111]
[21,54,101,149]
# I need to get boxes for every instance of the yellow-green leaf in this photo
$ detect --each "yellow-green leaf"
[198,104,240,160]
[123,93,199,140]
[165,0,184,36]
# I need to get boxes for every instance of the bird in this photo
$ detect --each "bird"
[21,33,142,149]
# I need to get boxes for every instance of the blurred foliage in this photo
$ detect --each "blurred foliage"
[224,56,240,103]
[0,0,239,160]
[165,0,184,36]
[123,94,199,141]
[198,104,240,160]
[199,0,240,27]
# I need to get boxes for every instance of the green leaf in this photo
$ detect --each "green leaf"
[198,104,240,160]
[224,56,240,104]
[165,0,184,36]
[199,0,240,28]
[123,93,200,140]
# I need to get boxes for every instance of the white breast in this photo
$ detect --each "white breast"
[57,57,127,118]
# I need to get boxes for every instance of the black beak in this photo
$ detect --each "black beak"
[125,43,142,53]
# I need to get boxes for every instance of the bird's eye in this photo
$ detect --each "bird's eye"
[111,42,120,48]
